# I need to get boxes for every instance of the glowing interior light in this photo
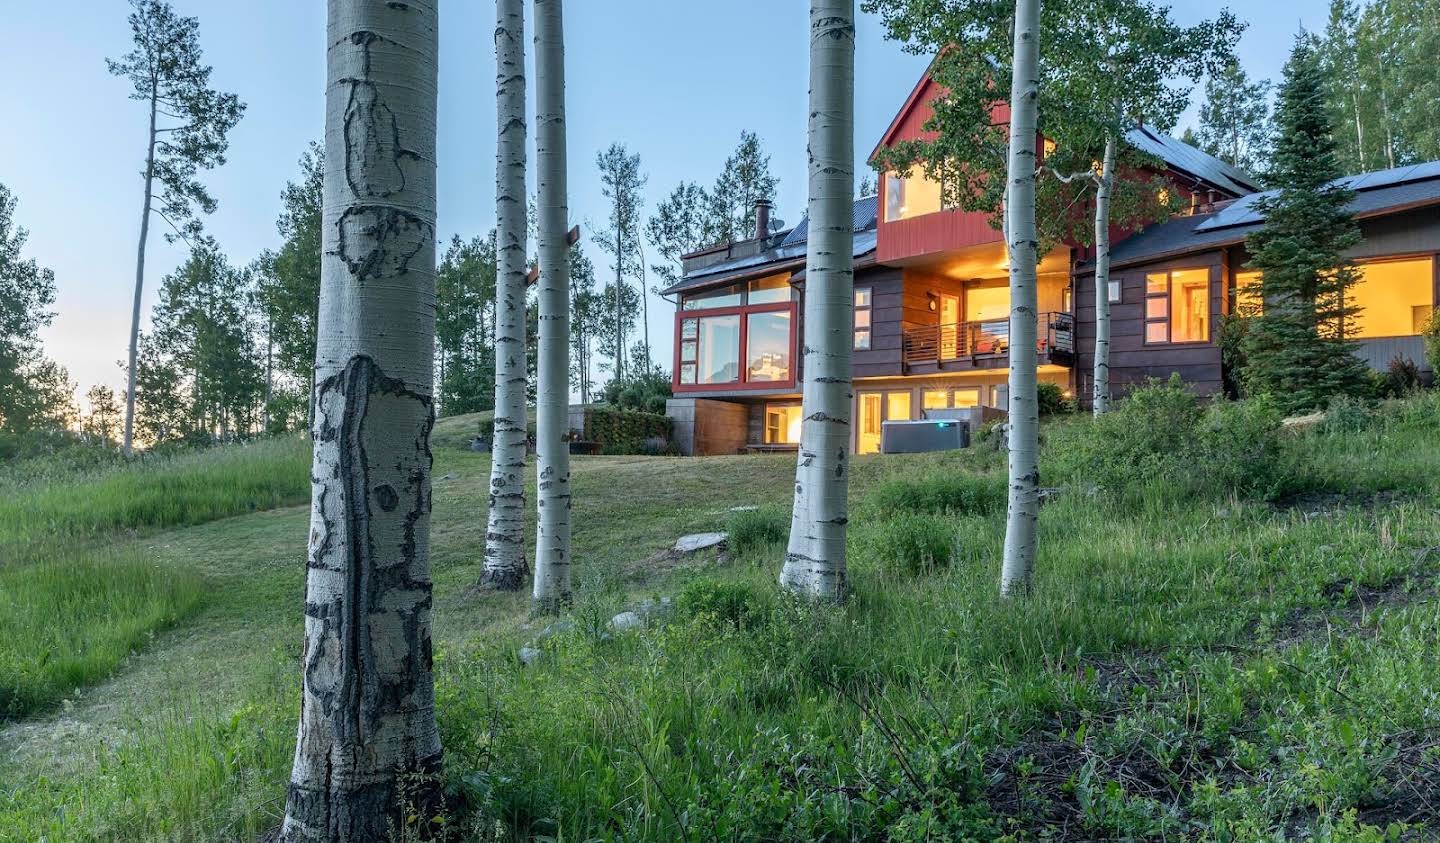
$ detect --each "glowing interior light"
[787,413,803,443]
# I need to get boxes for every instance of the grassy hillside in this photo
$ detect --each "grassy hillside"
[1,395,1438,840]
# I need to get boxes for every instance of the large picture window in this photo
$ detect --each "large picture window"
[676,273,797,390]
[765,404,802,444]
[1350,257,1434,338]
[1145,268,1210,344]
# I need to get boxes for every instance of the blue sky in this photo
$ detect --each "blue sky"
[0,0,1332,402]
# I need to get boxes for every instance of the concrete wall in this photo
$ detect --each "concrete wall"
[665,398,749,456]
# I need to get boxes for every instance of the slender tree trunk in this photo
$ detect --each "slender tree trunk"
[123,87,159,456]
[532,0,573,613]
[1000,0,1041,598]
[279,2,442,839]
[614,223,625,383]
[1091,134,1116,416]
[639,246,651,370]
[482,0,531,591]
[264,310,274,432]
[780,0,855,602]
[1352,93,1365,171]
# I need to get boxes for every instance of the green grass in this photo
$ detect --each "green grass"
[2,398,1439,840]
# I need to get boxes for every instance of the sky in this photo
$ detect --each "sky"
[0,0,1334,407]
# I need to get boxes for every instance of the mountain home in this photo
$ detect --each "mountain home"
[663,70,1440,455]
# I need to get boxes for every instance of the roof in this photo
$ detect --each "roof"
[1092,162,1440,269]
[662,196,880,296]
[1124,126,1263,197]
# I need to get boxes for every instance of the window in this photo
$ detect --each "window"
[747,274,793,305]
[1234,270,1264,316]
[1108,280,1122,304]
[854,287,873,350]
[678,314,741,385]
[857,390,915,455]
[765,404,802,444]
[884,170,943,222]
[1144,268,1210,344]
[966,283,1009,322]
[746,311,792,382]
[922,387,981,413]
[681,284,742,310]
[1349,257,1435,338]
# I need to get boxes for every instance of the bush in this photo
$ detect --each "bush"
[602,369,673,416]
[581,407,672,455]
[868,472,1005,517]
[1375,356,1425,399]
[1037,382,1075,416]
[1319,394,1376,436]
[727,506,788,556]
[853,513,955,576]
[1051,375,1293,500]
[676,577,766,629]
[1424,309,1440,376]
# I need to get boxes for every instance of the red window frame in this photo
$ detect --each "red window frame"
[673,299,799,393]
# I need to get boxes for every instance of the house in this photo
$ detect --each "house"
[662,70,1440,456]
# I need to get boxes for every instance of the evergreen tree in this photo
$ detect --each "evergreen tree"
[255,144,323,421]
[593,143,647,380]
[435,233,498,415]
[646,181,708,288]
[704,132,779,244]
[569,245,603,404]
[83,385,122,444]
[0,183,71,435]
[1242,37,1371,415]
[1196,60,1272,174]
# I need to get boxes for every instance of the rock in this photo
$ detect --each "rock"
[728,505,760,513]
[438,473,455,481]
[674,532,727,553]
[518,646,541,666]
[609,611,643,632]
[1281,412,1327,434]
[537,619,575,640]
[470,437,492,453]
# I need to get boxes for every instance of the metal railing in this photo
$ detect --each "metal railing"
[903,311,1075,366]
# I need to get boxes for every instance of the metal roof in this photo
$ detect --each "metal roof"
[1124,126,1263,197]
[1197,161,1440,232]
[663,196,880,295]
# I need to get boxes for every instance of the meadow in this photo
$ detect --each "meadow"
[1,396,1437,841]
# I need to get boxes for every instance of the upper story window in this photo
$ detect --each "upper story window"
[1145,269,1210,344]
[854,287,873,350]
[677,273,796,388]
[884,170,945,222]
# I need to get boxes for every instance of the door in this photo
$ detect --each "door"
[939,293,961,358]
[858,393,883,455]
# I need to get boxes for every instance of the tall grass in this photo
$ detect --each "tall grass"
[0,436,312,550]
[0,543,203,719]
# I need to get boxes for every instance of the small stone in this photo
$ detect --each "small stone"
[609,611,643,632]
[518,646,541,666]
[674,532,727,553]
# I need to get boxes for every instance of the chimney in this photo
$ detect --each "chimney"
[754,198,773,241]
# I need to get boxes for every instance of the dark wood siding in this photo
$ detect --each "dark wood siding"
[1075,250,1226,404]
[853,265,906,378]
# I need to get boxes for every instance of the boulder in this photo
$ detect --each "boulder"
[1281,412,1327,434]
[674,532,727,553]
[609,611,643,632]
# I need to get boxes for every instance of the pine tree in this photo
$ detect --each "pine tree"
[1241,37,1371,415]
[1196,60,1272,174]
[593,143,647,381]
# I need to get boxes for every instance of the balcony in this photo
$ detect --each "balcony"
[902,312,1075,372]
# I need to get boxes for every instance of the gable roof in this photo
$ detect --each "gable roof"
[662,196,880,296]
[870,61,942,161]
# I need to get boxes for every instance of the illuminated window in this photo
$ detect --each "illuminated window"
[923,389,949,410]
[884,170,943,221]
[921,388,982,412]
[856,391,914,455]
[765,404,802,444]
[1144,269,1210,344]
[747,274,792,305]
[681,284,742,310]
[678,315,741,385]
[1349,257,1435,338]
[1234,270,1264,316]
[854,287,873,350]
[746,311,791,382]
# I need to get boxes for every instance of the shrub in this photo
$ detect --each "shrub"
[676,577,766,629]
[853,513,955,576]
[1037,382,1075,416]
[1319,394,1376,436]
[727,506,788,556]
[1051,375,1293,500]
[1424,309,1440,376]
[1375,356,1424,399]
[602,369,673,415]
[868,472,1005,517]
[580,407,672,455]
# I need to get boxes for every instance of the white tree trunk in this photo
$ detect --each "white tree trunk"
[780,0,855,602]
[482,0,530,591]
[1000,0,1041,598]
[532,0,573,613]
[123,91,158,457]
[280,2,442,839]
[1091,134,1116,416]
